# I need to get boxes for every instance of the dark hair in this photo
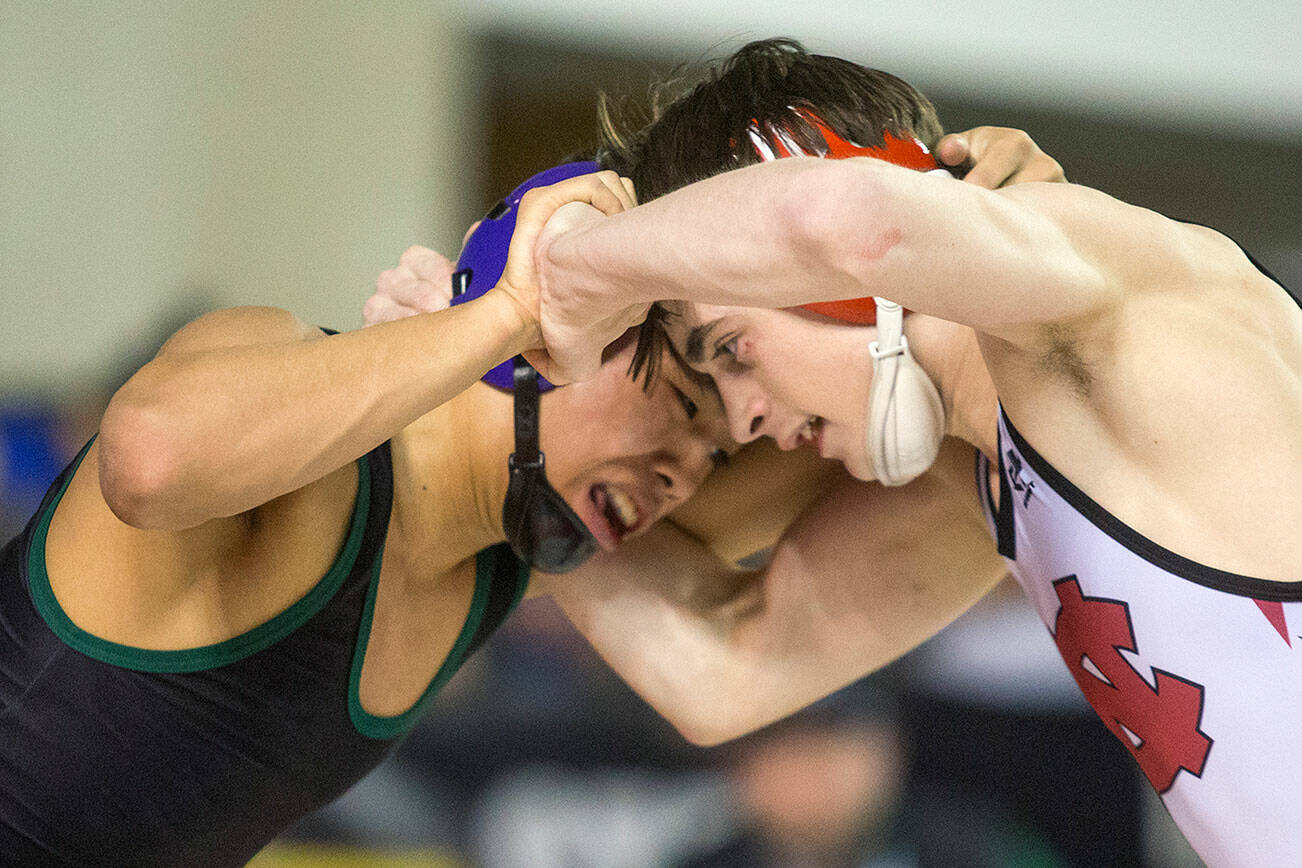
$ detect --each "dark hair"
[599,38,944,385]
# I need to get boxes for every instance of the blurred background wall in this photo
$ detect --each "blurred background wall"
[1,0,479,394]
[3,0,1299,397]
[3,3,1298,866]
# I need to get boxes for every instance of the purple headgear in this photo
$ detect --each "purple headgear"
[452,160,603,573]
[450,160,601,392]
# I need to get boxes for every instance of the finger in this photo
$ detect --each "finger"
[411,255,455,289]
[399,245,437,270]
[963,133,1020,187]
[1003,167,1066,186]
[961,136,1024,189]
[375,267,409,296]
[511,174,626,252]
[377,267,445,311]
[1006,156,1067,185]
[620,176,638,206]
[934,133,971,168]
[961,156,1016,189]
[363,294,420,326]
[574,171,630,217]
[376,266,417,299]
[400,246,456,283]
[520,348,571,386]
[409,281,452,312]
[545,172,629,216]
[594,170,636,212]
[965,128,1056,188]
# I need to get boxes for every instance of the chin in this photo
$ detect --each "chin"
[842,455,877,483]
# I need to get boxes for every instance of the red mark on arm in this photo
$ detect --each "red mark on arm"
[798,228,905,325]
[862,226,903,262]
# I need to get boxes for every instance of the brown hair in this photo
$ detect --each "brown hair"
[599,38,944,386]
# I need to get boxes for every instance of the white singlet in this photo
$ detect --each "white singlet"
[976,405,1300,868]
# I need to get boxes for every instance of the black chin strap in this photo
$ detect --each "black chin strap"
[511,359,541,465]
[501,358,598,572]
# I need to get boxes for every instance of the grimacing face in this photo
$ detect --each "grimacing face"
[666,302,881,481]
[538,340,734,550]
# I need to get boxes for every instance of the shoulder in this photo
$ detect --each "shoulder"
[988,186,1255,357]
[155,306,326,356]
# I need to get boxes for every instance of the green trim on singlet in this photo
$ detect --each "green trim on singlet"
[347,545,496,740]
[26,440,372,674]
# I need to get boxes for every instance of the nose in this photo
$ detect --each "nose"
[717,377,771,445]
[651,435,718,509]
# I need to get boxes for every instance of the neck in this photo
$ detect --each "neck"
[388,382,515,580]
[906,316,999,460]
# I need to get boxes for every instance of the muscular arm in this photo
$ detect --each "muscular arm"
[99,294,533,529]
[664,437,842,564]
[542,160,1149,351]
[547,438,1006,745]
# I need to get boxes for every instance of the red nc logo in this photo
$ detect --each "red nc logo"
[1052,577,1212,793]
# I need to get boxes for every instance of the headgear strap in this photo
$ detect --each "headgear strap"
[453,162,604,571]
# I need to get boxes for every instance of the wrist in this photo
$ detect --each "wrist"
[478,288,542,357]
[539,218,632,315]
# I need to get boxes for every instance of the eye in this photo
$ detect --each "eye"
[672,385,698,420]
[709,448,730,470]
[712,333,742,364]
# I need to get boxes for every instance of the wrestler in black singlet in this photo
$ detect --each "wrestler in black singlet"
[0,440,528,866]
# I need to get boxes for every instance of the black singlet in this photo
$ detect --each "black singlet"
[0,440,529,866]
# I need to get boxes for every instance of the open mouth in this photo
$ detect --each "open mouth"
[587,483,645,548]
[797,416,825,453]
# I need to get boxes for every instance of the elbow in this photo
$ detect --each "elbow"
[775,161,893,277]
[662,669,770,747]
[97,394,185,529]
[672,712,750,748]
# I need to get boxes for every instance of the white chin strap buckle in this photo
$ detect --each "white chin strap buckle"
[865,297,946,486]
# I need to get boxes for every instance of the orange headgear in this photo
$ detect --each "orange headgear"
[746,110,939,325]
[747,110,948,487]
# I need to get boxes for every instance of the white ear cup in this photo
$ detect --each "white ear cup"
[866,298,945,486]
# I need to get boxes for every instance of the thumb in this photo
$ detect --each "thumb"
[520,348,573,386]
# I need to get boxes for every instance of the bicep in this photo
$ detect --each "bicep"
[824,166,1128,342]
[757,458,1005,665]
[704,464,1006,739]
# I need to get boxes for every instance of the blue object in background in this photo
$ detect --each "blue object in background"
[0,403,68,539]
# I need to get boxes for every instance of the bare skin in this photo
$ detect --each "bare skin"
[358,126,1070,742]
[25,124,1072,769]
[44,170,743,720]
[533,158,1302,584]
[525,98,1302,864]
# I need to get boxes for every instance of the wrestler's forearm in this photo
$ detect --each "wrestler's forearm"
[99,294,533,529]
[545,158,1112,334]
[557,512,954,748]
[548,521,777,745]
[552,442,1006,746]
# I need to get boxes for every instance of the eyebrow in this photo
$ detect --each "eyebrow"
[661,329,726,411]
[684,320,721,366]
